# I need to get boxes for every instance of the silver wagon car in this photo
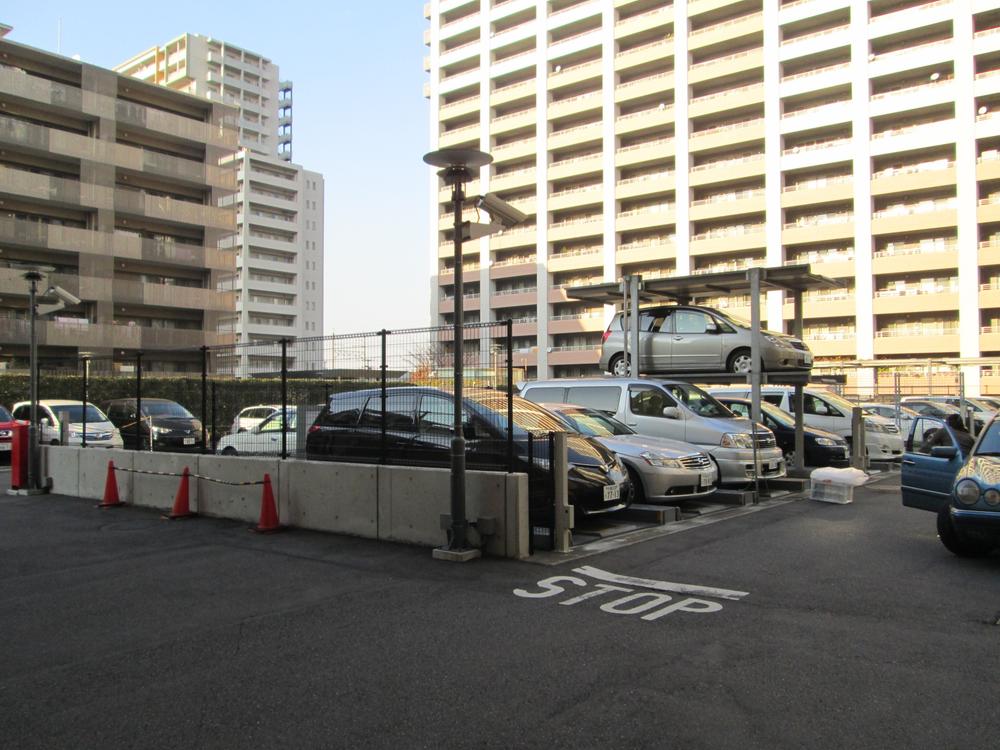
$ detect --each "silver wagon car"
[541,403,718,502]
[600,304,812,376]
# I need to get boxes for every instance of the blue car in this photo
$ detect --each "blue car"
[901,414,1000,557]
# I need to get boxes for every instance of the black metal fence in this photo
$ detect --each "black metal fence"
[50,322,519,465]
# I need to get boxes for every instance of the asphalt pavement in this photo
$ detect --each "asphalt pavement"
[1,471,998,749]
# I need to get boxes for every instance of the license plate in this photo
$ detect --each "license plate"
[183,437,195,445]
[700,471,712,487]
[603,483,621,502]
[0,443,9,451]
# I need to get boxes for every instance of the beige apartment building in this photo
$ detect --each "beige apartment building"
[0,34,238,372]
[117,35,325,374]
[424,0,1000,393]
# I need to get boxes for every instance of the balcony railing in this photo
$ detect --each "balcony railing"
[690,48,759,72]
[615,38,673,59]
[875,240,954,257]
[780,24,849,47]
[692,188,763,206]
[781,61,849,84]
[689,12,762,38]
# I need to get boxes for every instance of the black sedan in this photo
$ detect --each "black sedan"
[104,398,208,452]
[714,396,849,468]
[305,386,631,523]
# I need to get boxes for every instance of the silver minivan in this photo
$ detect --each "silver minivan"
[600,304,812,376]
[519,378,785,485]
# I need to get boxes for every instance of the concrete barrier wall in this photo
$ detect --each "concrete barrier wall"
[40,448,530,559]
[46,446,80,497]
[280,459,378,538]
[197,455,279,523]
[132,452,197,512]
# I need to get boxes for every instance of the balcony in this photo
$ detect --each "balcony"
[688,117,765,152]
[872,243,956,275]
[548,313,605,334]
[615,103,674,135]
[615,72,675,104]
[690,189,765,221]
[112,280,235,313]
[780,176,852,208]
[614,39,673,71]
[549,247,602,272]
[547,346,601,366]
[616,203,675,232]
[689,48,764,85]
[872,284,959,315]
[782,213,854,244]
[873,327,959,356]
[615,169,674,200]
[688,83,764,118]
[688,12,764,51]
[115,186,235,231]
[871,199,957,235]
[615,136,674,167]
[490,288,537,308]
[688,153,765,187]
[616,236,675,265]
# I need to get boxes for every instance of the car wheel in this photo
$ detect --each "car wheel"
[221,447,238,456]
[609,354,630,377]
[727,348,753,374]
[50,439,60,446]
[937,505,994,557]
[625,465,645,503]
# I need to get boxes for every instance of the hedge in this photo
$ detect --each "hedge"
[0,374,380,438]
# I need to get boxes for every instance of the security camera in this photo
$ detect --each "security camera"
[476,193,527,228]
[47,285,82,307]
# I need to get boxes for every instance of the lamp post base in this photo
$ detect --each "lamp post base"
[432,546,482,563]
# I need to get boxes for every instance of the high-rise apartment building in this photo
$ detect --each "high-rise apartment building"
[117,35,324,366]
[424,0,1000,392]
[0,35,238,372]
[116,33,292,161]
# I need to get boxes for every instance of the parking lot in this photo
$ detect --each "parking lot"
[3,470,999,749]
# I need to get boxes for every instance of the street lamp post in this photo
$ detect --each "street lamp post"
[24,269,43,492]
[423,148,493,555]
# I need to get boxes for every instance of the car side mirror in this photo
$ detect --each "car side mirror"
[930,446,958,459]
[463,423,480,440]
[662,406,681,419]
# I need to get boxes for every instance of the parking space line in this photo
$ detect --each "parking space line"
[527,496,801,566]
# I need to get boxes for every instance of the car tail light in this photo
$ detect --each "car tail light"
[602,329,611,343]
[308,425,321,433]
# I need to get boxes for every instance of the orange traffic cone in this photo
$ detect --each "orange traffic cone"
[253,473,281,533]
[165,467,195,520]
[98,460,124,508]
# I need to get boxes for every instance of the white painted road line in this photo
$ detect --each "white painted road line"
[574,565,750,602]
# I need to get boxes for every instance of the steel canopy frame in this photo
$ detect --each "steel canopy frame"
[565,264,843,476]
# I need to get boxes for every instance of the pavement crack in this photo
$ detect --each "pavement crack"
[233,620,245,657]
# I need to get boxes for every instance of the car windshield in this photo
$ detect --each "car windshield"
[714,310,751,329]
[55,405,108,423]
[760,402,794,428]
[0,405,11,421]
[556,408,634,437]
[660,382,732,418]
[466,391,567,434]
[974,420,1000,455]
[142,402,194,418]
[815,390,858,414]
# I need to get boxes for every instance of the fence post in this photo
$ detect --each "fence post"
[80,355,89,448]
[200,346,208,454]
[211,380,217,452]
[506,319,514,473]
[135,351,143,452]
[380,329,388,465]
[280,338,288,460]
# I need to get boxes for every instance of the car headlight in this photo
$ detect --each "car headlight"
[150,425,168,435]
[640,451,681,468]
[955,479,980,506]
[720,432,754,449]
[864,421,887,434]
[985,489,1000,507]
[763,334,793,348]
[815,437,838,446]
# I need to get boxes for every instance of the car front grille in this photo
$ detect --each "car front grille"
[884,424,899,433]
[679,453,712,470]
[754,432,776,448]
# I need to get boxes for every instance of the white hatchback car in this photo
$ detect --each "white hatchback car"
[11,400,123,448]
[217,409,296,456]
[230,404,282,435]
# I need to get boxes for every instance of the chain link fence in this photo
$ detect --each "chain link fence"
[9,322,522,463]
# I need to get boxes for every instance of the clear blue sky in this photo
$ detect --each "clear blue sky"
[3,2,431,335]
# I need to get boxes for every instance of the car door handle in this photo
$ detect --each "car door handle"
[673,336,683,341]
[901,459,915,465]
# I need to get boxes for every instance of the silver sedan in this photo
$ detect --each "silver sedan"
[541,403,718,502]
